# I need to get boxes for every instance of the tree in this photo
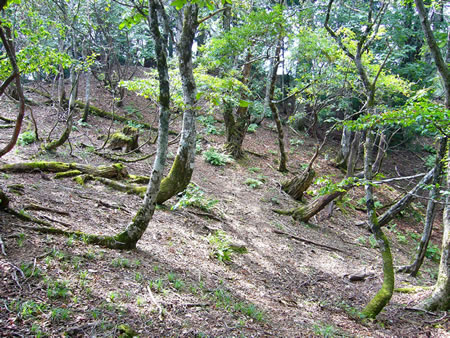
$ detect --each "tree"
[0,1,25,157]
[324,0,394,318]
[156,2,199,204]
[103,0,172,249]
[414,0,449,311]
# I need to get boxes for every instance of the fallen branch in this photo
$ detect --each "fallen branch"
[0,161,129,179]
[24,203,70,216]
[273,229,347,254]
[147,285,164,319]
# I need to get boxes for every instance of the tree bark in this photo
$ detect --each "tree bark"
[414,0,450,310]
[0,25,25,158]
[157,4,198,204]
[361,131,394,318]
[282,168,316,202]
[397,137,446,276]
[109,0,171,249]
[224,52,252,158]
[378,167,435,227]
[420,140,449,311]
[268,39,288,172]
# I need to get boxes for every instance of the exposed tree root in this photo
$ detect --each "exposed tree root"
[92,176,146,197]
[24,203,70,216]
[5,207,131,250]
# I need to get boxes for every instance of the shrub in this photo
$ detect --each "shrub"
[172,183,218,212]
[203,148,232,166]
[18,131,36,146]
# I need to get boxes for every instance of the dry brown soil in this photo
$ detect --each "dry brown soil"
[0,81,448,337]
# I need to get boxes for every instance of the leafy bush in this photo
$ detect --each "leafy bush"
[244,178,264,189]
[203,148,232,166]
[425,242,441,262]
[208,230,233,263]
[172,183,218,212]
[18,131,36,146]
[247,123,258,133]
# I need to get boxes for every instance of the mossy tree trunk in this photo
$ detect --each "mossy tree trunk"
[361,131,394,319]
[398,137,446,276]
[107,0,171,249]
[268,38,288,172]
[157,4,198,204]
[224,52,252,159]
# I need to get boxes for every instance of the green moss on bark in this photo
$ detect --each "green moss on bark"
[157,154,192,204]
[361,230,395,318]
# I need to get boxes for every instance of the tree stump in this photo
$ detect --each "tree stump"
[108,126,139,152]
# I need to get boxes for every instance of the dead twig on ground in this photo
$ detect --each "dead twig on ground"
[24,203,70,216]
[273,229,347,254]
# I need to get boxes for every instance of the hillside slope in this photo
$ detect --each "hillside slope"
[0,84,447,337]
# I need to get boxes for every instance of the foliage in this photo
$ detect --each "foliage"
[203,147,232,166]
[172,183,218,212]
[208,230,233,263]
[244,178,264,189]
[18,131,36,146]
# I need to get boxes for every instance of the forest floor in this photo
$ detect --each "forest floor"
[0,79,448,337]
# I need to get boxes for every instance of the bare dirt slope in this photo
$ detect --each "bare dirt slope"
[0,83,448,337]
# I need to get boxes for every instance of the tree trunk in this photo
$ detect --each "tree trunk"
[415,0,449,310]
[420,141,450,311]
[0,25,25,158]
[361,131,394,319]
[282,168,315,202]
[335,125,352,169]
[224,52,252,158]
[346,130,361,177]
[268,39,288,172]
[157,4,198,204]
[109,0,171,249]
[82,71,91,122]
[372,131,388,175]
[398,137,446,276]
[275,190,345,223]
[378,167,435,227]
[45,72,80,152]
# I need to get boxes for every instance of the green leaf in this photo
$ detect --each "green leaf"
[239,100,250,108]
[170,0,187,10]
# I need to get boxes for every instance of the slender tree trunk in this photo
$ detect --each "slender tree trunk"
[0,25,25,158]
[335,125,352,169]
[378,167,435,227]
[268,39,288,172]
[361,131,394,319]
[346,130,361,177]
[82,71,91,122]
[45,72,80,152]
[398,137,446,276]
[224,52,252,158]
[372,131,388,175]
[110,0,171,249]
[420,140,449,311]
[415,0,450,311]
[157,4,198,204]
